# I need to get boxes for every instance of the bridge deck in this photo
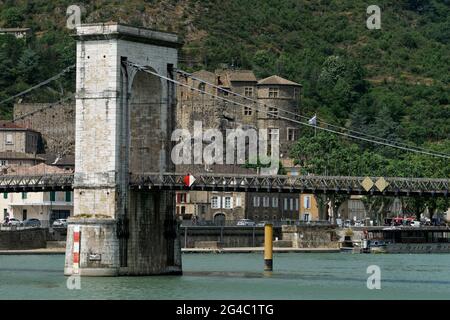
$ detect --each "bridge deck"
[0,173,447,196]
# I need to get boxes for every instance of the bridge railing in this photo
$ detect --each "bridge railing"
[130,172,449,196]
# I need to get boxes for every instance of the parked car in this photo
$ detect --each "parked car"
[52,219,68,228]
[21,218,41,228]
[236,219,256,226]
[410,220,421,227]
[354,221,364,227]
[5,218,21,226]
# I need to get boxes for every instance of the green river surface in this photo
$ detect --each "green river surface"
[1,253,450,299]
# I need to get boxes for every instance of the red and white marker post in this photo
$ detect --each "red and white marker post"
[72,225,80,274]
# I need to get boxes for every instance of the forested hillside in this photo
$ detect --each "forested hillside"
[0,0,448,180]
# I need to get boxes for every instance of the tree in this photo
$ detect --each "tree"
[1,7,24,28]
[17,48,40,84]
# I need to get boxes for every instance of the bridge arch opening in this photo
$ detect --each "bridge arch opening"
[129,68,163,174]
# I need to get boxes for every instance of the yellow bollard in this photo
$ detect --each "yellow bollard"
[264,223,273,271]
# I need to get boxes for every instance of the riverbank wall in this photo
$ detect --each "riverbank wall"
[0,228,46,250]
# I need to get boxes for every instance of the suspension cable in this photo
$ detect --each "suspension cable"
[128,62,450,160]
[12,95,74,122]
[0,64,75,106]
[175,68,449,157]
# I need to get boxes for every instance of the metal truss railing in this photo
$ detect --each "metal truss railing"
[0,173,447,196]
[0,174,74,192]
[130,173,449,197]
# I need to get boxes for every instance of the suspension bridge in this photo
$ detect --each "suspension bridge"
[0,23,448,277]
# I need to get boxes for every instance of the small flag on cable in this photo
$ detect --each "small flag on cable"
[308,114,317,126]
[183,174,196,187]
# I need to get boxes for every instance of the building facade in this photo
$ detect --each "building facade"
[0,190,73,226]
[176,190,245,224]
[245,193,300,222]
[299,194,320,222]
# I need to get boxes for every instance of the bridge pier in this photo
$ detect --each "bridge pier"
[64,23,182,276]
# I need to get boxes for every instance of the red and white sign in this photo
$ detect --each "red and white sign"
[73,225,80,274]
[183,174,196,187]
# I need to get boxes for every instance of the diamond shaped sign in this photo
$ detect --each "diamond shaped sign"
[375,177,389,192]
[183,174,196,187]
[361,177,374,192]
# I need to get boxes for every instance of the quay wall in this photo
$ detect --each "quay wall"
[386,243,450,253]
[282,225,340,248]
[180,226,282,248]
[0,228,46,250]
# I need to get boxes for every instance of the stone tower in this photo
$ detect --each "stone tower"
[64,23,182,276]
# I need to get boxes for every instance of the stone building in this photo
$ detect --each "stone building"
[176,190,246,224]
[0,122,41,154]
[13,103,75,156]
[176,69,302,223]
[0,122,45,167]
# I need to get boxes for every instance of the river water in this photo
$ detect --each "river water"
[1,253,449,300]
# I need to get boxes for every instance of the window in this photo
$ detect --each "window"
[244,106,253,116]
[284,198,288,210]
[287,128,297,141]
[304,196,311,209]
[290,199,294,211]
[3,192,7,199]
[3,208,8,218]
[235,197,242,207]
[50,191,56,202]
[198,83,206,92]
[0,160,7,166]
[253,196,260,207]
[295,199,299,211]
[268,87,279,98]
[303,213,310,222]
[273,215,277,221]
[5,134,13,145]
[272,197,278,208]
[211,196,220,209]
[177,193,188,203]
[268,107,278,118]
[268,128,279,142]
[22,192,27,200]
[224,196,233,209]
[263,197,270,207]
[181,206,186,214]
[65,191,72,202]
[244,87,254,97]
[293,88,299,99]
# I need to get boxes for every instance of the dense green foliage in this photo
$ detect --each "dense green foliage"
[0,0,448,179]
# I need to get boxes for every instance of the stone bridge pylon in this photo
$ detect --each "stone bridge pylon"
[64,23,182,276]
